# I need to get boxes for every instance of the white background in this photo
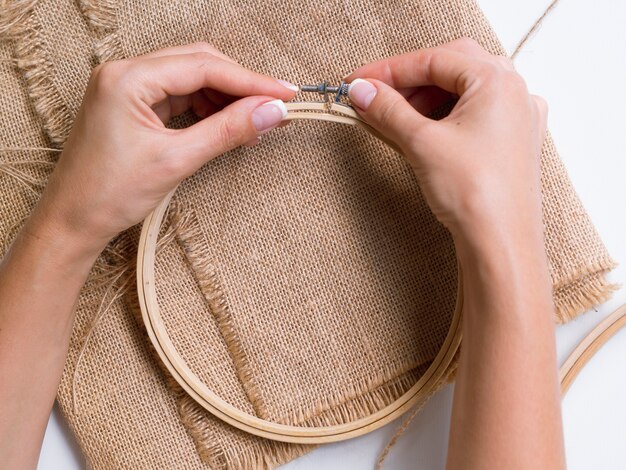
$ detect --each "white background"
[38,0,626,468]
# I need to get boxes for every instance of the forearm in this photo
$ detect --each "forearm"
[0,44,296,469]
[0,206,104,469]
[446,217,565,470]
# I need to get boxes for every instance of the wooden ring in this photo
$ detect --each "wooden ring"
[559,303,626,396]
[136,102,463,443]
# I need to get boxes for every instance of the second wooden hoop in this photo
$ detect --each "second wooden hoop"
[136,102,464,443]
[559,303,626,396]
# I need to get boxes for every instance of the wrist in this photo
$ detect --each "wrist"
[21,201,110,272]
[450,191,547,266]
[453,220,551,285]
[29,171,116,256]
[452,215,554,320]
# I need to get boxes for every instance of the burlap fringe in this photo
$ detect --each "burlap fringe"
[169,202,270,418]
[300,371,420,429]
[79,0,124,62]
[376,355,459,469]
[555,270,620,324]
[0,157,55,258]
[0,0,37,38]
[0,157,54,195]
[0,0,73,145]
[553,257,617,291]
[171,369,313,470]
[70,234,136,412]
[0,147,60,152]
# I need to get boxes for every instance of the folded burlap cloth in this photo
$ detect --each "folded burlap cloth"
[0,0,616,468]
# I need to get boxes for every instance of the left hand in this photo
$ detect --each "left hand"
[29,42,297,254]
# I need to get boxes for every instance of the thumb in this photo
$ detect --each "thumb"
[347,78,429,152]
[170,96,288,173]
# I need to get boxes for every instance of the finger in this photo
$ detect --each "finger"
[439,37,491,57]
[404,86,455,116]
[125,52,298,105]
[244,136,262,147]
[344,48,485,95]
[532,94,548,150]
[167,96,288,172]
[347,78,429,151]
[532,95,548,127]
[190,90,215,118]
[133,41,238,64]
[344,38,492,87]
[201,87,237,108]
[150,94,190,123]
[150,90,218,123]
[495,55,515,71]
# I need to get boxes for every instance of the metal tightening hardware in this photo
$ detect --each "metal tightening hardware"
[299,81,350,104]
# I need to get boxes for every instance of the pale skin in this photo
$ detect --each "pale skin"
[0,38,565,469]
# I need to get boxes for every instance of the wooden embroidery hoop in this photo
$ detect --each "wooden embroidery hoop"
[559,303,626,396]
[136,101,464,444]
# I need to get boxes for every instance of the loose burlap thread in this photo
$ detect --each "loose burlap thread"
[0,1,616,469]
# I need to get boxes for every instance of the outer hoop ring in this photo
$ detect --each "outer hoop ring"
[136,102,463,443]
[559,303,626,396]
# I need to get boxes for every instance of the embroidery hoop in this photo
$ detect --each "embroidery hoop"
[559,303,626,395]
[136,100,464,444]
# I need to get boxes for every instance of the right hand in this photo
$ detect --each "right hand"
[344,38,548,248]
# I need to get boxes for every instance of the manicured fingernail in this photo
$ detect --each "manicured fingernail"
[252,99,288,132]
[348,78,377,110]
[276,79,299,93]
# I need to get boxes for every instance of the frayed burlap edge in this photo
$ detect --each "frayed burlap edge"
[554,264,619,323]
[79,0,124,62]
[123,227,316,470]
[376,352,460,470]
[0,0,130,280]
[0,0,73,145]
[168,203,268,418]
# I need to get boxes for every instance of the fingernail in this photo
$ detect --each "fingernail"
[252,99,288,132]
[276,79,299,93]
[348,78,377,110]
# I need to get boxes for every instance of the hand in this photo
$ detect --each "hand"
[344,40,565,470]
[344,38,548,247]
[28,43,297,254]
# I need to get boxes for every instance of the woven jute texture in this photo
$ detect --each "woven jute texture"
[0,0,616,469]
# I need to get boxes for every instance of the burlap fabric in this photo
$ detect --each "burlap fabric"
[0,0,616,469]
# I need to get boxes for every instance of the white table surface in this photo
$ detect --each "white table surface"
[38,1,626,468]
